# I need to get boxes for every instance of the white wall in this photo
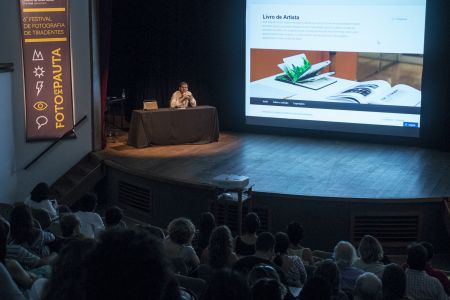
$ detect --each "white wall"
[0,0,94,203]
[0,71,17,203]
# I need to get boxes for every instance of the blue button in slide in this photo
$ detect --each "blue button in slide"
[403,122,419,128]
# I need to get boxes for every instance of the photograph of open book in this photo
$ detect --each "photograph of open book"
[327,80,421,107]
[274,53,337,90]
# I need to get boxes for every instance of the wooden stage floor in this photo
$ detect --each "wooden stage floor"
[97,131,450,200]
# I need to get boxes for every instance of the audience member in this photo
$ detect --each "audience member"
[0,220,36,299]
[60,214,83,239]
[404,243,448,300]
[333,241,364,293]
[421,241,450,295]
[6,237,56,271]
[201,269,251,300]
[193,212,216,258]
[273,232,307,287]
[299,276,332,300]
[74,193,105,239]
[251,278,284,300]
[164,217,200,273]
[353,235,385,279]
[24,183,58,221]
[84,228,174,300]
[1,218,41,290]
[234,212,260,257]
[382,263,408,300]
[248,264,287,299]
[39,239,97,300]
[233,232,276,276]
[354,272,382,300]
[9,204,55,258]
[286,222,314,265]
[201,225,237,269]
[314,259,349,300]
[104,206,126,230]
[51,213,85,252]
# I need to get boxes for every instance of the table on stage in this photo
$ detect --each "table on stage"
[127,106,220,148]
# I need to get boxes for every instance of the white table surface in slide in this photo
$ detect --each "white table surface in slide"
[250,74,356,101]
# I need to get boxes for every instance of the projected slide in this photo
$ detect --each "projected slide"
[245,0,426,137]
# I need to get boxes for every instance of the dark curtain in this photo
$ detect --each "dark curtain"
[107,0,246,130]
[419,0,450,150]
[108,0,211,113]
[97,0,113,148]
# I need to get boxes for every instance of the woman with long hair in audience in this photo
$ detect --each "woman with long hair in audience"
[273,232,307,288]
[201,225,238,269]
[353,235,385,278]
[314,259,349,300]
[9,204,55,258]
[193,211,216,258]
[234,212,260,257]
[286,222,314,266]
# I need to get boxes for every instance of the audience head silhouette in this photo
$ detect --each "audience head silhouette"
[313,259,341,295]
[382,263,406,300]
[30,182,51,202]
[420,241,434,262]
[354,272,382,300]
[43,239,96,300]
[208,225,233,269]
[333,241,357,267]
[201,270,251,300]
[299,276,332,300]
[255,232,275,253]
[251,278,283,300]
[104,206,124,228]
[406,242,427,271]
[59,213,81,238]
[286,221,304,245]
[358,235,384,264]
[244,212,260,234]
[77,193,98,212]
[168,217,195,245]
[83,228,171,300]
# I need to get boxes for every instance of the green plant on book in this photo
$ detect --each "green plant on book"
[282,56,311,82]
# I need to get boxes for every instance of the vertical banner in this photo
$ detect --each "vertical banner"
[19,0,74,141]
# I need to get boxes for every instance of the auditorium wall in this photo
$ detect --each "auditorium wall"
[0,0,94,203]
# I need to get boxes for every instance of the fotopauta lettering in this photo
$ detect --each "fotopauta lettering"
[52,48,65,129]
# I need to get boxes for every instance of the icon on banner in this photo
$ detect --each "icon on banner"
[32,50,44,61]
[33,66,45,78]
[36,116,48,130]
[36,81,44,96]
[33,101,48,111]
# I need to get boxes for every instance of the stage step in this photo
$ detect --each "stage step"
[51,153,105,207]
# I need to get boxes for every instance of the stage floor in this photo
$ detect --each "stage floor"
[97,131,450,199]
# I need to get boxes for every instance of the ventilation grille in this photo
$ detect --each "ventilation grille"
[118,181,152,214]
[211,200,271,235]
[352,214,421,250]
